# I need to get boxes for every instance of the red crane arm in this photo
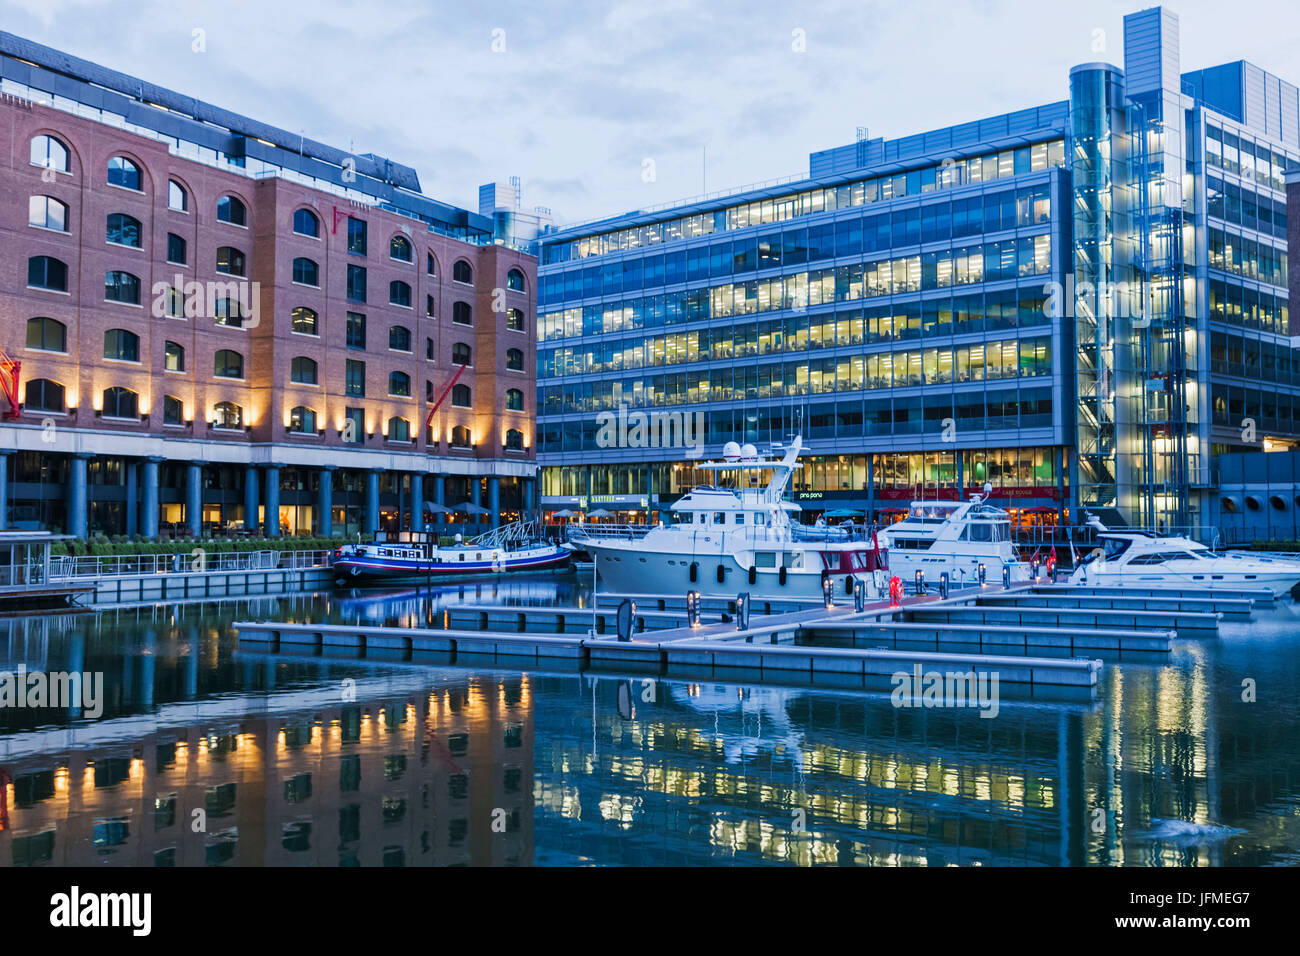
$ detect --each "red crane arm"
[423,363,468,434]
[0,348,20,421]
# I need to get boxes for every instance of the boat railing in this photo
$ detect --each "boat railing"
[469,518,545,550]
[790,524,858,543]
[565,522,654,543]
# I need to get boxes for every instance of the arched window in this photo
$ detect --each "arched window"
[389,326,411,352]
[452,301,472,326]
[506,389,524,411]
[506,268,525,292]
[505,428,524,450]
[216,246,246,276]
[163,395,184,425]
[389,280,411,307]
[293,208,319,237]
[103,328,140,362]
[102,386,139,419]
[388,371,411,397]
[452,342,472,365]
[291,306,318,335]
[216,195,246,226]
[214,298,246,328]
[106,213,142,247]
[507,308,526,332]
[28,255,68,292]
[26,317,66,352]
[390,235,412,261]
[158,284,184,318]
[30,135,70,172]
[450,425,471,448]
[105,270,141,304]
[168,180,188,211]
[451,383,471,407]
[167,233,187,264]
[453,260,473,284]
[292,257,318,285]
[214,349,244,378]
[212,401,243,429]
[387,417,411,442]
[24,379,64,413]
[289,405,317,433]
[290,357,318,384]
[427,251,437,276]
[107,156,142,191]
[164,341,185,372]
[506,347,524,371]
[29,196,68,232]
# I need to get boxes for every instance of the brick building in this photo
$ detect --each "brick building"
[0,32,536,539]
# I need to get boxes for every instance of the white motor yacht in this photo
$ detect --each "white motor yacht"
[566,437,888,601]
[1068,515,1300,596]
[875,489,1033,588]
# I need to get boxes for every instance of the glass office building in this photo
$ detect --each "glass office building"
[535,7,1300,534]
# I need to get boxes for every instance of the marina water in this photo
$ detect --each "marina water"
[1,575,1298,866]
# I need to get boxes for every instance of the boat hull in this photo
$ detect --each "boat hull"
[1069,566,1300,597]
[333,549,570,584]
[589,543,882,601]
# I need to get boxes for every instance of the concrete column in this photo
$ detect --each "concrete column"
[410,472,424,533]
[142,458,161,539]
[185,462,203,536]
[433,474,446,528]
[125,461,138,537]
[522,477,534,516]
[67,453,90,539]
[866,454,876,521]
[364,469,380,535]
[488,476,500,529]
[956,450,965,497]
[244,465,259,536]
[264,465,281,537]
[0,450,9,531]
[471,477,482,532]
[318,466,335,537]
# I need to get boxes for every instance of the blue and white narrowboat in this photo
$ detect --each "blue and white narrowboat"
[333,520,569,584]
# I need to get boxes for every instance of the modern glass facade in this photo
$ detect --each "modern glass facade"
[534,6,1300,533]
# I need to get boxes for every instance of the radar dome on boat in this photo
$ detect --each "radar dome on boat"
[740,443,758,459]
[722,441,741,460]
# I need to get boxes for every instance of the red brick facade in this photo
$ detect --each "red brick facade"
[0,94,535,465]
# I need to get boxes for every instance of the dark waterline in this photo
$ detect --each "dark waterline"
[2,575,1299,866]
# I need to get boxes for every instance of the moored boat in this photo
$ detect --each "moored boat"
[566,437,889,601]
[333,519,569,585]
[876,488,1032,588]
[1068,515,1300,596]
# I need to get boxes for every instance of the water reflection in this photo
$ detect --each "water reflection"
[0,582,1297,866]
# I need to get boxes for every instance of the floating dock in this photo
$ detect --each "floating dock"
[235,581,1281,696]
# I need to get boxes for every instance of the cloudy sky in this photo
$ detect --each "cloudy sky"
[3,0,1298,227]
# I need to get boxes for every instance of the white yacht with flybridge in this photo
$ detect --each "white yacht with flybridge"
[1068,514,1300,596]
[875,487,1032,587]
[565,438,889,600]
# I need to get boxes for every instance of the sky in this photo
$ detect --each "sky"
[3,0,1299,228]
